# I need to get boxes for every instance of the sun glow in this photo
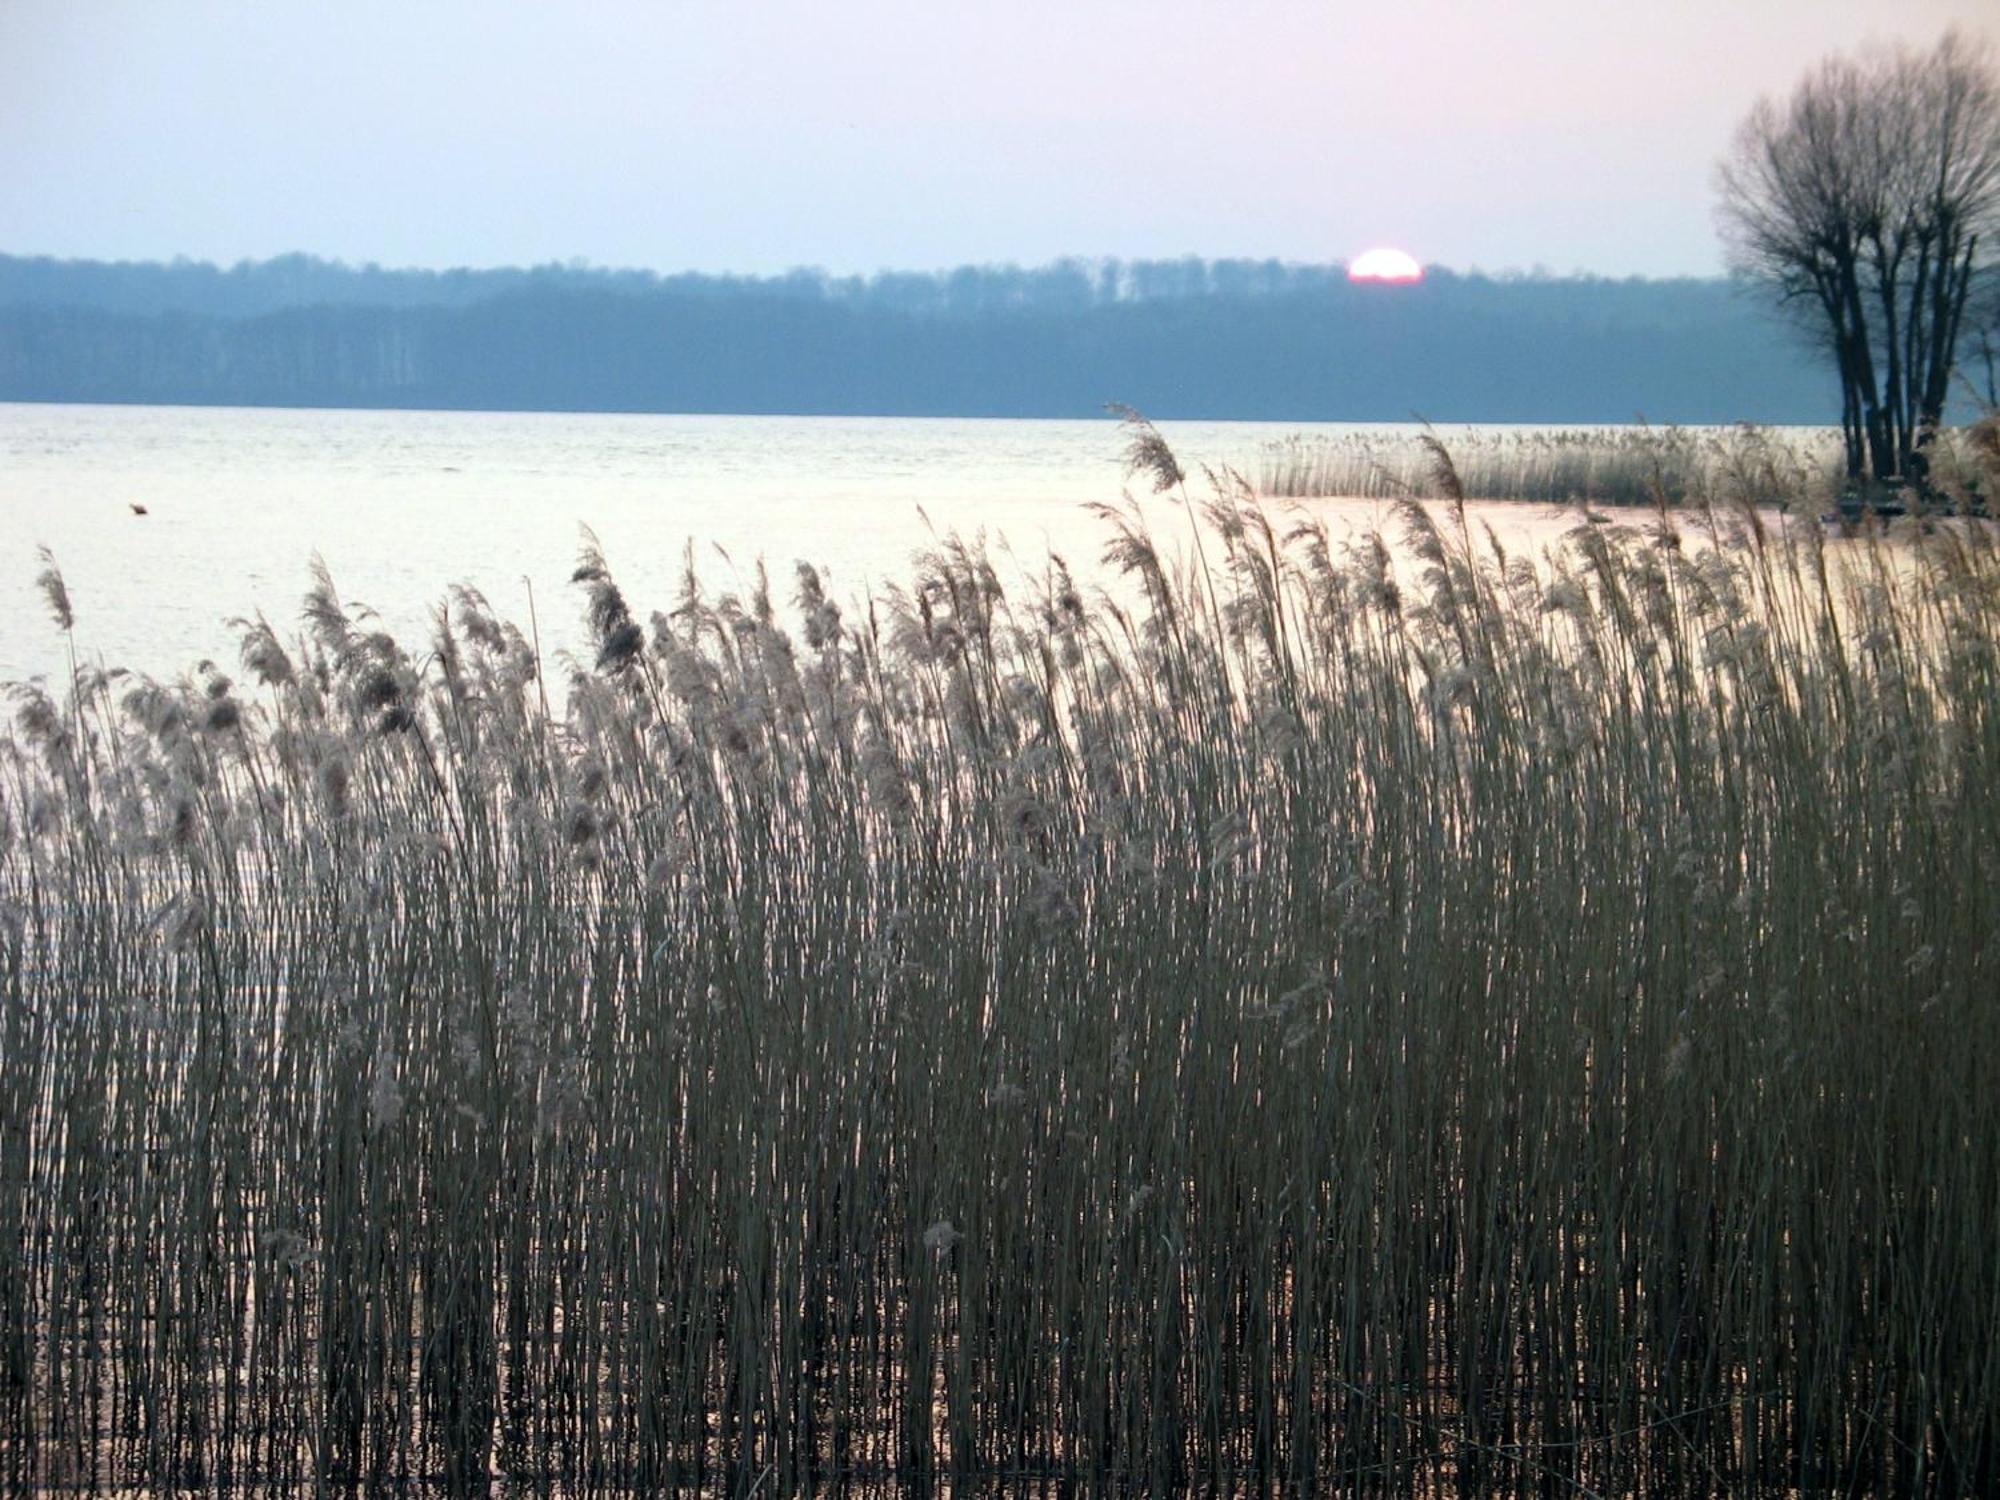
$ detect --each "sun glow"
[1348,247,1425,283]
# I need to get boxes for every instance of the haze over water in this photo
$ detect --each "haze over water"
[4,402,1791,687]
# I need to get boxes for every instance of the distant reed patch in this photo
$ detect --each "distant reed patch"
[1256,422,1852,509]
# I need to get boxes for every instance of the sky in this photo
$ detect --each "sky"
[2,0,1995,281]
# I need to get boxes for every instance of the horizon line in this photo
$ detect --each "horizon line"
[0,246,1739,287]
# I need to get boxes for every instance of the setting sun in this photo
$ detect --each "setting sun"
[1348,247,1425,283]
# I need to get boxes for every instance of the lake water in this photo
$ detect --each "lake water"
[1,402,1759,687]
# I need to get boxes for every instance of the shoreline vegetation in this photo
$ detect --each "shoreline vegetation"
[0,251,1832,423]
[1258,421,1998,515]
[4,421,1999,1494]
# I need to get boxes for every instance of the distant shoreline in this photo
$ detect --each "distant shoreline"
[0,252,1835,425]
[0,394,1844,426]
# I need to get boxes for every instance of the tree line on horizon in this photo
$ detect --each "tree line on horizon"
[0,250,1835,423]
[0,250,1786,320]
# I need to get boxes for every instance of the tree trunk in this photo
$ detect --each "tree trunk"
[1920,235,1977,435]
[1838,261,1897,480]
[1902,239,1935,473]
[1874,239,1908,475]
[1816,270,1867,480]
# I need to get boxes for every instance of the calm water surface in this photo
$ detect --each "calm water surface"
[4,403,1666,685]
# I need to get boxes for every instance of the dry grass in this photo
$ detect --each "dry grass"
[3,419,1998,1495]
[1257,423,1846,511]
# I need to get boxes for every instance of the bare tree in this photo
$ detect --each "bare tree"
[1718,31,2000,489]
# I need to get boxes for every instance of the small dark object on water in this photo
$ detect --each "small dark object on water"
[129,503,149,515]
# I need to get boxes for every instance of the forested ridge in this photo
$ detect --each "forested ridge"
[0,251,1828,421]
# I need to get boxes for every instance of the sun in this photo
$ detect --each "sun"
[1348,247,1425,283]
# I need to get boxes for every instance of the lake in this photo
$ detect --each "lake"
[2,402,1786,687]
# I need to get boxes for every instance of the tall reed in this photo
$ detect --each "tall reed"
[3,423,1997,1495]
[1257,423,1847,511]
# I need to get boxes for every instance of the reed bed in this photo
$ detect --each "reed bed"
[1257,423,1850,511]
[3,423,1998,1496]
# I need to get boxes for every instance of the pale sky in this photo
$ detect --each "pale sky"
[2,0,1994,279]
